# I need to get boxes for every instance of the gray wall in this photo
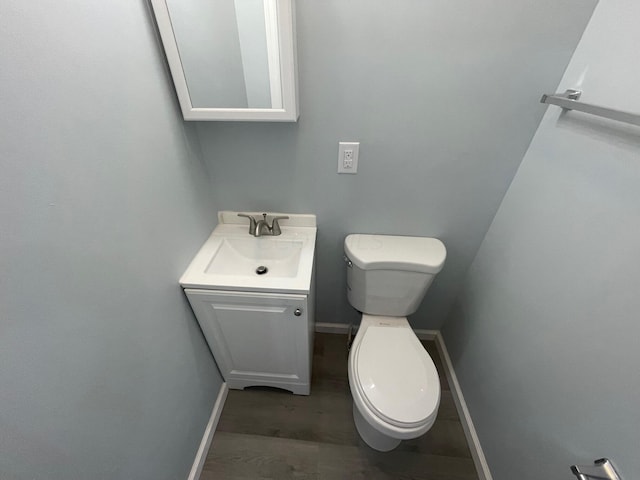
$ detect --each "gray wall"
[443,0,639,478]
[0,2,222,479]
[196,0,596,329]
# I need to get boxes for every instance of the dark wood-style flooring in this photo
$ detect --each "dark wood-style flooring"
[201,333,479,479]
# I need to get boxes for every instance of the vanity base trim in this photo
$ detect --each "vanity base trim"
[229,378,310,396]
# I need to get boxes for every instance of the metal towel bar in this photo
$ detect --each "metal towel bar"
[570,458,623,480]
[540,89,640,127]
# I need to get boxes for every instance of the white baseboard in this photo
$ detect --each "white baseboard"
[187,383,229,480]
[435,333,493,480]
[316,324,439,341]
[413,329,439,340]
[315,322,351,334]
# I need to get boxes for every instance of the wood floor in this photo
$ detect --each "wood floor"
[201,333,479,480]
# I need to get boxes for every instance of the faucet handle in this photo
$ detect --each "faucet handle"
[270,215,289,236]
[237,213,258,235]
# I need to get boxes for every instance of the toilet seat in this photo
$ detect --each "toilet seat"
[352,325,440,429]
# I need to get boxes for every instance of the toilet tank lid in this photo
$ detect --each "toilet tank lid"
[344,234,446,274]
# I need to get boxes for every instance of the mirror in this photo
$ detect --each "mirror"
[151,0,298,121]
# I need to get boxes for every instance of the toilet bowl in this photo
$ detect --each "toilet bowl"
[348,314,440,451]
[344,234,446,451]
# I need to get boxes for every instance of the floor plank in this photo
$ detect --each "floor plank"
[204,333,479,480]
[318,443,478,480]
[217,387,358,446]
[201,432,319,480]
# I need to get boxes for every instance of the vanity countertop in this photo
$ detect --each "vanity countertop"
[180,211,316,294]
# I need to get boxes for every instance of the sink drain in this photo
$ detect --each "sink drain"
[256,265,268,275]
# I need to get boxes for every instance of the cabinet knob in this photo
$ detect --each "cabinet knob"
[294,308,303,316]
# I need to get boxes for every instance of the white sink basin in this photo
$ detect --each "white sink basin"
[206,237,304,278]
[180,212,317,293]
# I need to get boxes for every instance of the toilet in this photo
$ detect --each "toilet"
[344,234,446,451]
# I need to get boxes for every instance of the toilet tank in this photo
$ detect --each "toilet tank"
[344,234,446,317]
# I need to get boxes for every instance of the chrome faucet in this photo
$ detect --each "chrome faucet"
[237,213,289,237]
[237,213,257,235]
[571,458,622,480]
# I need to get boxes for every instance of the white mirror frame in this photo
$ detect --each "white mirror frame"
[151,0,299,122]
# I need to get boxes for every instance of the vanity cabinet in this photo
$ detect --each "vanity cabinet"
[185,288,314,395]
[180,212,317,395]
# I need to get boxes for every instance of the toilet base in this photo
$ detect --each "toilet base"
[352,403,401,452]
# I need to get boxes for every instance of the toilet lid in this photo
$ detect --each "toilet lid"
[355,327,440,428]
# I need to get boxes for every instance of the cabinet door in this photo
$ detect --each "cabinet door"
[185,289,310,393]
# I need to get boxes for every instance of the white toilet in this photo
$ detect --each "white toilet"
[344,233,446,452]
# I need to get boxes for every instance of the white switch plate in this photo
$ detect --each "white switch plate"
[338,142,359,174]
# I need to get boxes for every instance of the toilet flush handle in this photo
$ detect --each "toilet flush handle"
[343,255,353,268]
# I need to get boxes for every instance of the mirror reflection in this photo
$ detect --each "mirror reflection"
[165,0,282,109]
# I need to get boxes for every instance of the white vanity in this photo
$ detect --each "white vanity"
[180,212,316,395]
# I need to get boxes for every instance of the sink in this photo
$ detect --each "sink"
[180,211,317,294]
[206,237,304,278]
